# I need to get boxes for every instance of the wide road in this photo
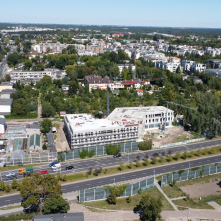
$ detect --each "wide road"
[1,138,221,183]
[0,154,220,207]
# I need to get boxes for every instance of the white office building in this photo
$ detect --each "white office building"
[64,106,174,149]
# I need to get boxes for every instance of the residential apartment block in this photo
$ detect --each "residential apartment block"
[64,106,174,149]
[9,69,65,81]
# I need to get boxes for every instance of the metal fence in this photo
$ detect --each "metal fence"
[154,137,206,149]
[161,162,221,187]
[79,177,154,202]
[58,141,140,161]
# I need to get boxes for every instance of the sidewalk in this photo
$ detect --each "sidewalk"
[155,181,179,211]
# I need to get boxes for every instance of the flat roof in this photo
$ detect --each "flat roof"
[107,106,173,122]
[0,99,13,106]
[66,114,125,133]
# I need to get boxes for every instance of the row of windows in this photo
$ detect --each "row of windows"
[146,117,173,123]
[146,112,173,118]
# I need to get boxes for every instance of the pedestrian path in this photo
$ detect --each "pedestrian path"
[170,196,186,200]
[208,201,221,212]
[155,181,179,211]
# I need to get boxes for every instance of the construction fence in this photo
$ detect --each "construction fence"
[79,177,154,203]
[58,141,140,161]
[161,162,221,187]
[153,137,206,149]
[0,151,58,166]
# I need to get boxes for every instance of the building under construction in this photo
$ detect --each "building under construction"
[64,106,174,149]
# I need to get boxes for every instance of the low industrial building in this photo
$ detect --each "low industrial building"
[0,117,6,135]
[0,99,13,115]
[64,106,174,149]
[0,89,16,99]
[0,82,13,92]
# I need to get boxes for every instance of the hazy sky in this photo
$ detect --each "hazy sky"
[1,0,221,28]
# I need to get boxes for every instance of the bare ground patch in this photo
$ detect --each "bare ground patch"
[143,126,196,146]
[180,179,221,198]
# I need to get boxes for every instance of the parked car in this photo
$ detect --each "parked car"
[40,170,48,174]
[65,165,74,170]
[5,172,16,177]
[113,153,121,158]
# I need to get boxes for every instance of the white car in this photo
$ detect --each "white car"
[51,163,61,169]
[5,172,16,177]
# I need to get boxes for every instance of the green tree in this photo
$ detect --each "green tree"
[42,103,55,118]
[20,173,62,213]
[134,193,162,221]
[43,195,70,214]
[4,184,11,193]
[67,45,76,54]
[182,151,188,160]
[11,179,19,189]
[42,143,47,150]
[174,152,181,160]
[24,59,32,70]
[5,74,11,82]
[41,119,52,133]
[0,181,5,191]
[106,144,121,155]
[41,76,52,86]
[7,53,18,67]
[66,65,75,75]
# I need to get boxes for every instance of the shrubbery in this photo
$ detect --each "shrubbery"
[78,149,95,159]
[106,144,121,155]
[138,140,152,150]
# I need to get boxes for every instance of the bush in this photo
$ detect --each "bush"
[78,149,95,159]
[106,144,121,155]
[4,184,11,193]
[152,156,157,164]
[128,160,133,169]
[105,184,127,197]
[144,158,150,166]
[174,152,181,160]
[107,191,116,204]
[182,151,188,160]
[119,162,124,171]
[57,171,67,181]
[136,160,141,167]
[138,140,152,150]
[167,155,173,162]
[138,189,142,195]
[126,195,132,203]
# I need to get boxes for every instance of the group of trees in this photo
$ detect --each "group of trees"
[20,173,69,214]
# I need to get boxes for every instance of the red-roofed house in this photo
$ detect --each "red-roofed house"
[136,90,144,96]
[60,111,67,117]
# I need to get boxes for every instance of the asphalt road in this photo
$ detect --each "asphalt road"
[0,47,15,77]
[0,154,221,207]
[1,138,221,183]
[0,139,221,182]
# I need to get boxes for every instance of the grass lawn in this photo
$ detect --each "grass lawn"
[161,185,185,198]
[174,134,189,143]
[214,198,221,205]
[0,205,22,210]
[173,198,214,210]
[5,112,38,119]
[82,186,174,211]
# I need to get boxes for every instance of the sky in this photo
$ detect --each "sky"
[1,0,221,28]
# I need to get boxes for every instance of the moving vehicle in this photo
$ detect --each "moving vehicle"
[113,153,121,158]
[19,167,33,175]
[52,163,61,172]
[49,161,59,167]
[65,165,74,170]
[5,172,16,177]
[23,171,33,177]
[40,170,48,174]
[6,174,17,180]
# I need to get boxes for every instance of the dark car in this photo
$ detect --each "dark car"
[65,165,74,170]
[23,171,33,177]
[6,174,17,180]
[113,153,121,158]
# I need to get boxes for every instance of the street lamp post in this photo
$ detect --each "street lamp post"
[127,149,129,164]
